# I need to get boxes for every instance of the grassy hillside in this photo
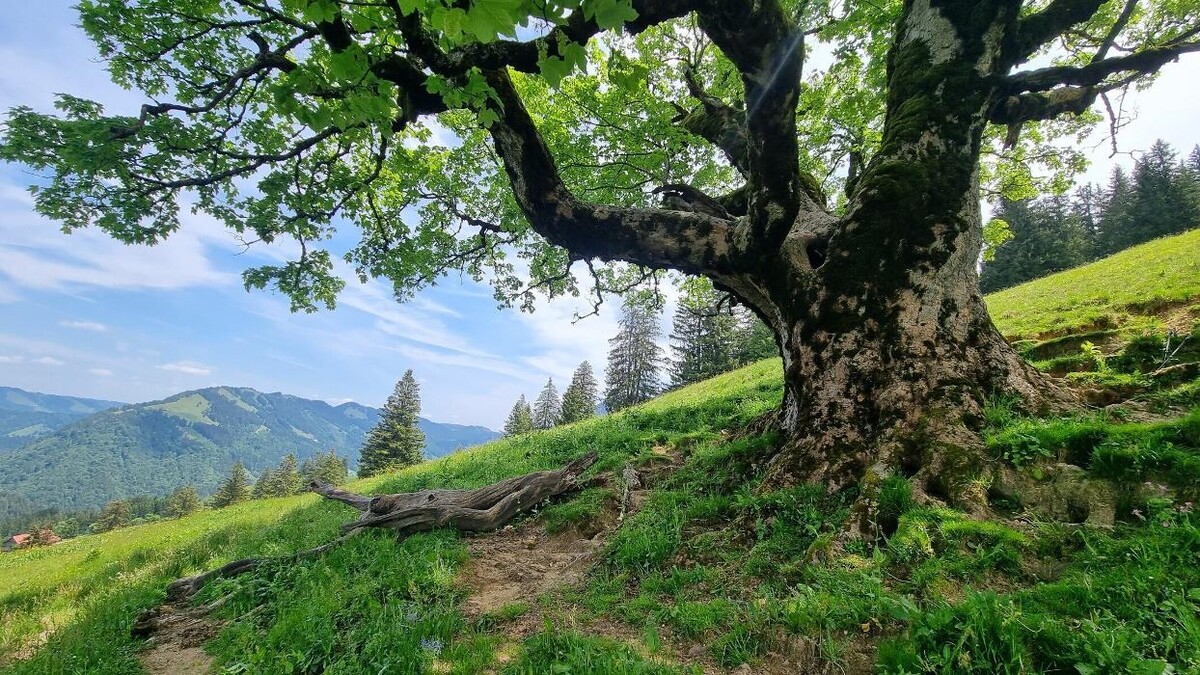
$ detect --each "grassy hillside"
[1,232,1198,674]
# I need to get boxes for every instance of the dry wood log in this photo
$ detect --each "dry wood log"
[160,452,597,604]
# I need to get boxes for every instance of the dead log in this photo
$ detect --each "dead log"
[160,452,597,604]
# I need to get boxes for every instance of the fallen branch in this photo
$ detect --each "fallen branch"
[159,452,598,604]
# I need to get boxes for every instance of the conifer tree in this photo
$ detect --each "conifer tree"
[1126,140,1199,244]
[560,362,599,424]
[1096,165,1136,256]
[275,453,301,496]
[503,395,535,435]
[211,461,252,508]
[604,300,663,412]
[252,466,277,499]
[735,310,778,365]
[166,485,202,518]
[669,278,740,387]
[532,378,562,429]
[359,370,425,477]
[301,450,349,485]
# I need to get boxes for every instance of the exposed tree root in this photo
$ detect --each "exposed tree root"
[143,451,598,627]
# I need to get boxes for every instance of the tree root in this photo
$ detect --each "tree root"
[155,452,598,606]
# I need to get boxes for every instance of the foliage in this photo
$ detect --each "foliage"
[359,370,425,477]
[560,362,600,424]
[89,500,131,533]
[165,485,202,519]
[532,378,563,430]
[503,395,534,436]
[299,450,350,486]
[210,462,253,509]
[605,299,663,412]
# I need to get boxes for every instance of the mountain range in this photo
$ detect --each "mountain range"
[0,386,498,521]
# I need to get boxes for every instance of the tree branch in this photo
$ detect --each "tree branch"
[1009,0,1107,65]
[1006,42,1200,93]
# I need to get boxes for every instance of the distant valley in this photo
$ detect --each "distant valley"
[0,386,498,521]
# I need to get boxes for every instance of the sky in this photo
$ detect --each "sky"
[0,4,1198,429]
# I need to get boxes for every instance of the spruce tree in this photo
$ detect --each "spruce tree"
[503,395,535,435]
[251,466,277,499]
[92,499,132,532]
[301,450,349,485]
[532,378,562,429]
[275,453,301,496]
[1096,165,1136,256]
[735,310,778,365]
[1125,140,1198,245]
[560,362,599,424]
[604,300,663,412]
[669,278,740,387]
[211,461,252,508]
[166,485,202,518]
[359,370,425,477]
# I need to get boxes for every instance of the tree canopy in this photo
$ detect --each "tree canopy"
[2,0,1196,313]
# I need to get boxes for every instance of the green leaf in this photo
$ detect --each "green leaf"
[583,0,638,30]
[463,0,523,43]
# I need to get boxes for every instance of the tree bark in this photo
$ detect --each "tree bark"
[161,453,597,602]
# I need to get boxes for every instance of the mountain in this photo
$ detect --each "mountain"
[0,386,498,520]
[0,387,124,452]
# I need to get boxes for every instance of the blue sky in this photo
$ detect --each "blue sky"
[1,4,1198,429]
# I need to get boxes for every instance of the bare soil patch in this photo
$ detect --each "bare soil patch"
[134,603,221,675]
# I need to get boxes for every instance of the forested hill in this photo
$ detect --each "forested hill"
[0,386,497,520]
[0,387,124,452]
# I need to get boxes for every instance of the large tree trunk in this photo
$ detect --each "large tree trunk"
[713,0,1065,527]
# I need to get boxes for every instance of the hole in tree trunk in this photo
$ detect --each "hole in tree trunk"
[805,239,827,270]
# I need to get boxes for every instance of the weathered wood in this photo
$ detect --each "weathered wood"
[157,452,598,604]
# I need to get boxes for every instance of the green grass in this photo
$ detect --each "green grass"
[4,233,1200,673]
[987,228,1200,340]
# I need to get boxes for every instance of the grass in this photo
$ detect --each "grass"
[987,228,1200,340]
[3,232,1200,673]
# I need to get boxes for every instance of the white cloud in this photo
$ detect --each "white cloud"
[59,320,107,332]
[157,361,212,375]
[89,368,114,376]
[33,356,65,366]
[0,355,23,363]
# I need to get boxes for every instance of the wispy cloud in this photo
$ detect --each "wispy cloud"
[59,319,107,332]
[33,356,65,366]
[0,355,23,363]
[89,368,114,376]
[157,361,212,375]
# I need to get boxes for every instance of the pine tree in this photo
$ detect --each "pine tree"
[735,310,778,364]
[979,196,1091,292]
[1096,165,1136,256]
[532,378,562,429]
[211,461,252,508]
[275,453,301,496]
[669,278,740,387]
[359,370,425,477]
[301,450,349,485]
[560,362,599,424]
[166,485,202,518]
[604,300,663,412]
[252,466,277,499]
[1125,140,1198,244]
[503,395,535,435]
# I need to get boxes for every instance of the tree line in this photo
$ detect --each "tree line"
[981,140,1200,293]
[504,279,777,435]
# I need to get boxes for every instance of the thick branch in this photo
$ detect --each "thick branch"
[1006,42,1200,93]
[482,69,748,276]
[1010,0,1107,65]
[673,68,749,175]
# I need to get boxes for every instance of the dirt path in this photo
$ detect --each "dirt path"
[134,602,220,674]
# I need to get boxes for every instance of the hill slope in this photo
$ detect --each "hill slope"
[0,387,124,452]
[0,386,497,519]
[0,232,1197,674]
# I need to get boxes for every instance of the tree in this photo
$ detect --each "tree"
[166,485,202,518]
[92,499,132,533]
[605,300,663,412]
[211,462,252,509]
[251,466,278,500]
[560,362,599,424]
[359,370,425,477]
[300,450,349,486]
[3,1,1198,524]
[275,453,301,496]
[503,395,535,435]
[532,379,562,429]
[980,195,1091,292]
[669,278,740,387]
